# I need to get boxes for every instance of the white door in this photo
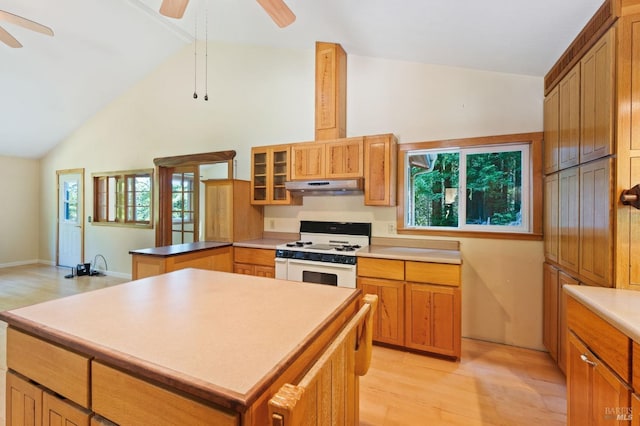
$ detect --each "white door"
[58,171,83,267]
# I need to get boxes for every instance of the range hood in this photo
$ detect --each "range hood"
[285,178,364,196]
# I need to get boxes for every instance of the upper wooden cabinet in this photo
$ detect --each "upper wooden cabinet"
[580,28,615,164]
[558,63,581,170]
[290,137,363,180]
[315,42,347,140]
[251,145,301,205]
[364,134,397,206]
[325,138,364,178]
[544,85,560,174]
[579,158,613,287]
[204,180,263,243]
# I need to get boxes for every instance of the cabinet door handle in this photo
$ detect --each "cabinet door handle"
[620,184,640,209]
[580,353,597,367]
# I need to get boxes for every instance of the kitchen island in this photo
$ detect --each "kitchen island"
[1,268,370,425]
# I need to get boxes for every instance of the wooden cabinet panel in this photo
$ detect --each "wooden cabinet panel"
[291,143,325,180]
[558,64,580,170]
[405,283,461,358]
[357,257,404,280]
[568,332,631,426]
[628,158,640,288]
[254,265,275,278]
[204,180,263,243]
[567,333,595,426]
[233,263,254,276]
[405,261,460,287]
[363,134,397,206]
[544,173,560,263]
[325,137,363,178]
[632,393,640,426]
[6,371,42,426]
[559,167,580,273]
[580,158,613,286]
[542,263,559,361]
[591,357,631,424]
[557,271,578,375]
[358,277,404,346]
[42,391,91,426]
[7,328,90,408]
[315,42,346,140]
[544,85,560,174]
[580,28,614,163]
[92,362,238,426]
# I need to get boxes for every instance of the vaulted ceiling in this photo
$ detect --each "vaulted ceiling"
[1,0,604,158]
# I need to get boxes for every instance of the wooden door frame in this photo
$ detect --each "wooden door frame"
[154,151,235,247]
[56,168,85,266]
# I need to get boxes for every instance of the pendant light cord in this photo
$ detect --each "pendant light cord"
[204,3,208,101]
[193,13,198,99]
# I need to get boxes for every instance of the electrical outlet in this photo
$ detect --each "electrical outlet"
[269,219,275,229]
[388,223,395,233]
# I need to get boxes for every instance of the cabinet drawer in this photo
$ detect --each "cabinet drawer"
[7,328,90,408]
[566,296,630,382]
[233,247,275,267]
[92,362,238,426]
[405,262,460,287]
[357,257,404,280]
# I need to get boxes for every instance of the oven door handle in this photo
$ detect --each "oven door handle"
[288,259,356,269]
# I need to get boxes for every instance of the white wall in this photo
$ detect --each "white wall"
[39,41,544,349]
[0,156,40,266]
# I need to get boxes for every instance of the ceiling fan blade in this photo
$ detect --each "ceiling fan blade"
[0,10,53,37]
[256,0,296,28]
[159,0,190,19]
[0,24,22,48]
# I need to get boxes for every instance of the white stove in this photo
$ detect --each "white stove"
[275,221,371,288]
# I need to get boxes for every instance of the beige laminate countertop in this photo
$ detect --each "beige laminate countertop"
[0,268,359,412]
[357,245,462,264]
[564,285,640,343]
[233,238,292,250]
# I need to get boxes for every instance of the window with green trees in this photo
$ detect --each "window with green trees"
[93,169,153,227]
[405,144,529,233]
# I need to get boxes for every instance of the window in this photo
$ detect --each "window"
[398,133,542,240]
[92,169,153,227]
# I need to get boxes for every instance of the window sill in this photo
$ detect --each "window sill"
[396,227,543,241]
[91,222,153,230]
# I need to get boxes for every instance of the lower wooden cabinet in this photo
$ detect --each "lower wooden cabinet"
[233,247,276,278]
[567,333,631,425]
[357,255,461,359]
[405,283,461,358]
[543,262,576,374]
[358,277,404,346]
[7,371,91,426]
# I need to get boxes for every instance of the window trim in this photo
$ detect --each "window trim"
[396,132,543,241]
[92,169,154,228]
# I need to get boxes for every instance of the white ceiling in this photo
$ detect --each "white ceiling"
[1,0,604,159]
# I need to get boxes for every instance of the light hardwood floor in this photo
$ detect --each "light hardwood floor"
[0,264,566,425]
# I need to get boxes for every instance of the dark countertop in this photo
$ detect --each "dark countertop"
[129,241,232,257]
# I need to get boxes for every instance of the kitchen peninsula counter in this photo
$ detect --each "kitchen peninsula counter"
[1,268,362,425]
[129,241,233,279]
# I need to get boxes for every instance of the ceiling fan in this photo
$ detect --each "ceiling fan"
[0,10,54,48]
[159,0,296,27]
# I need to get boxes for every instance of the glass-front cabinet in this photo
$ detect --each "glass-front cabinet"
[251,145,301,205]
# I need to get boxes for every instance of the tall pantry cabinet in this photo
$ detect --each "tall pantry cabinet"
[542,0,640,379]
